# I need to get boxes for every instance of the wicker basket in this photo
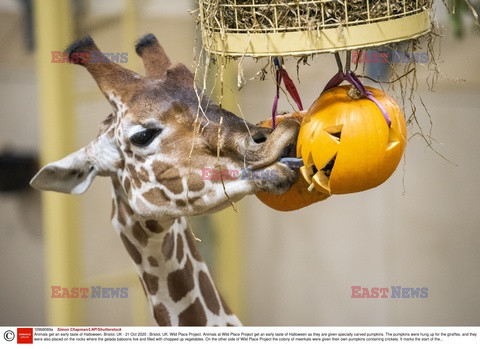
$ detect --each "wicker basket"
[199,0,432,57]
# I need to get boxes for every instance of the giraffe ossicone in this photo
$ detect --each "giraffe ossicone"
[31,33,300,326]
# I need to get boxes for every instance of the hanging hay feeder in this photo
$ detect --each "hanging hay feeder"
[197,0,438,211]
[199,0,433,57]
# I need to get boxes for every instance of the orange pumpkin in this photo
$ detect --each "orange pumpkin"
[255,113,331,211]
[297,85,407,195]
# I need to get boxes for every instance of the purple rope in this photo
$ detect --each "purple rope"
[271,57,304,129]
[323,70,392,128]
[323,71,346,93]
[271,69,280,129]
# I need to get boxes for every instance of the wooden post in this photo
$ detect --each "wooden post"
[34,0,84,325]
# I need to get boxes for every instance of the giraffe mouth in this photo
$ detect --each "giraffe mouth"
[278,139,303,170]
[280,141,296,159]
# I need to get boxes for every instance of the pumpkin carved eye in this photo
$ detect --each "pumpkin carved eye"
[324,125,343,143]
[130,128,162,147]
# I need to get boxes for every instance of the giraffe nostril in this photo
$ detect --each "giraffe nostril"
[252,134,267,144]
[251,128,271,144]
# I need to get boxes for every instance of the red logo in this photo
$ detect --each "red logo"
[17,328,33,344]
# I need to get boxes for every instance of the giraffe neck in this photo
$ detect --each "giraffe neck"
[110,185,241,326]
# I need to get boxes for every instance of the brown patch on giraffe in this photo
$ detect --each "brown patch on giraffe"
[175,199,186,208]
[138,166,150,181]
[120,233,142,264]
[148,256,159,267]
[167,256,194,302]
[184,227,203,262]
[178,298,207,326]
[152,161,184,194]
[132,221,149,246]
[145,220,163,233]
[112,177,121,190]
[151,160,167,174]
[123,177,131,194]
[111,100,119,113]
[134,154,145,162]
[153,303,171,326]
[220,294,233,315]
[127,164,142,188]
[116,200,126,226]
[161,233,174,261]
[143,187,171,206]
[115,159,125,170]
[187,196,201,206]
[176,235,184,263]
[198,271,220,315]
[143,271,159,295]
[186,172,205,192]
[118,196,134,214]
[99,113,114,133]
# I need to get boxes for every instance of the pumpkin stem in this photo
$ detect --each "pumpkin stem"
[347,85,362,100]
[323,64,392,127]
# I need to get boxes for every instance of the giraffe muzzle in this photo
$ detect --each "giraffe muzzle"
[246,118,300,170]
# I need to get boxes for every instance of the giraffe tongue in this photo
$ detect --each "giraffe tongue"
[280,157,304,169]
[279,141,303,169]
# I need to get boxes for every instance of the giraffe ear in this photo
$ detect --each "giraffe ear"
[30,148,97,194]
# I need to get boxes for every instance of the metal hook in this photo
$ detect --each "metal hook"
[345,50,351,72]
[273,56,284,70]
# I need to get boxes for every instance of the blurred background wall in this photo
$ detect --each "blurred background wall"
[0,0,479,326]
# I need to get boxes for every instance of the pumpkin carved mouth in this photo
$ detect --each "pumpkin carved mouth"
[316,125,342,190]
[300,153,337,195]
[299,124,343,194]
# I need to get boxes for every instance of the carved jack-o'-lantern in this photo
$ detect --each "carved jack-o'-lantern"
[297,85,407,195]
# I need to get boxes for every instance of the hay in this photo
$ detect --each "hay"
[201,0,432,34]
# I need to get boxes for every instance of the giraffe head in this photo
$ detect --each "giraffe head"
[31,34,299,219]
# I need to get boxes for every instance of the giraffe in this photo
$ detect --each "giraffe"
[30,34,300,326]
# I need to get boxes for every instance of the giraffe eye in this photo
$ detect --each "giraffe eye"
[130,128,162,147]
